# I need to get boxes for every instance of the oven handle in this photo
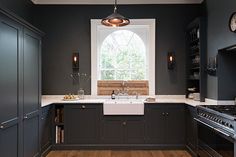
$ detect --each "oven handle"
[194,118,231,137]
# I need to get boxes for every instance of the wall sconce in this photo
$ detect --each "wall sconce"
[167,52,175,70]
[72,53,79,69]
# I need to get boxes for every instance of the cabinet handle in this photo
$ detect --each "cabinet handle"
[82,105,86,109]
[24,116,28,119]
[0,125,4,129]
[162,112,165,116]
[41,117,44,120]
[166,112,169,116]
[123,122,126,126]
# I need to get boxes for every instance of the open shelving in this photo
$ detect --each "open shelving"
[186,17,206,102]
[54,105,64,144]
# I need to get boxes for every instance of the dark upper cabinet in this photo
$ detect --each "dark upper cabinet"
[101,116,145,144]
[64,104,102,144]
[23,28,41,115]
[0,14,22,157]
[145,103,186,146]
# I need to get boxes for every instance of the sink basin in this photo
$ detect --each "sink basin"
[103,99,144,115]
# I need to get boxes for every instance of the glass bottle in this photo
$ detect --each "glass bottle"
[78,88,85,99]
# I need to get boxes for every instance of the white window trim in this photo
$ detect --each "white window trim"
[91,19,156,96]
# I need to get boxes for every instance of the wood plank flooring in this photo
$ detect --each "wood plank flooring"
[46,150,192,157]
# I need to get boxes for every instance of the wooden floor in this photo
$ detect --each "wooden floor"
[46,150,192,157]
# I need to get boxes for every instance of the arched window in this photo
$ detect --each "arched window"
[99,30,146,80]
[91,19,155,95]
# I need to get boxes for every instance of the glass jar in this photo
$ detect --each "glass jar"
[78,88,85,99]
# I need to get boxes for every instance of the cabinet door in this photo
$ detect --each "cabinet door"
[101,116,124,144]
[145,105,166,144]
[186,106,197,154]
[166,104,185,145]
[40,106,52,153]
[0,15,22,157]
[65,104,101,144]
[23,28,41,157]
[125,116,145,144]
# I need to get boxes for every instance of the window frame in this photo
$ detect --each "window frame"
[91,19,156,96]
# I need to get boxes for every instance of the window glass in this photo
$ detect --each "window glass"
[99,30,146,80]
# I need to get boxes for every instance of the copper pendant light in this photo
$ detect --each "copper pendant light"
[101,0,130,27]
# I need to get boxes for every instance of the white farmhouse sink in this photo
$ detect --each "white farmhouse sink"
[103,99,144,115]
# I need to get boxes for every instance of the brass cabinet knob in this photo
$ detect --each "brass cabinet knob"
[82,105,86,109]
[123,121,126,126]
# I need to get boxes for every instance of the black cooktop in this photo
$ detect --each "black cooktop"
[201,105,236,116]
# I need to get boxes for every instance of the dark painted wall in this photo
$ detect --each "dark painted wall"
[218,51,236,100]
[32,4,202,95]
[205,0,236,100]
[0,0,34,23]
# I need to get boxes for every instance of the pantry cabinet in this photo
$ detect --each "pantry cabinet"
[0,7,43,157]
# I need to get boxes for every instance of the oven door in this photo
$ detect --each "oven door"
[195,118,234,157]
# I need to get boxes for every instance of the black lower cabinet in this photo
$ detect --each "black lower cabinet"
[23,116,40,157]
[101,117,124,144]
[101,116,145,144]
[64,104,102,144]
[0,125,19,157]
[145,103,186,148]
[145,105,166,144]
[40,106,52,156]
[186,105,197,157]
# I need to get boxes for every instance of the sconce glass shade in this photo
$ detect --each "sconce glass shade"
[167,52,175,70]
[101,0,130,27]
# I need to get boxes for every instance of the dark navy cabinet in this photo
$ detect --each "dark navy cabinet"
[145,103,186,147]
[186,105,197,156]
[101,116,145,144]
[23,28,41,157]
[40,106,52,156]
[0,13,22,157]
[0,8,42,157]
[64,104,102,144]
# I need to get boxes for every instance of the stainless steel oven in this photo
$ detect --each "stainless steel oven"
[195,118,234,157]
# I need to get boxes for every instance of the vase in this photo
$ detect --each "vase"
[78,88,85,99]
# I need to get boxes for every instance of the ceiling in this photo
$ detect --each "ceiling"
[31,0,204,5]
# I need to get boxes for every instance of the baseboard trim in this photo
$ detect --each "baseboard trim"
[51,144,186,150]
[41,145,52,157]
[186,145,197,157]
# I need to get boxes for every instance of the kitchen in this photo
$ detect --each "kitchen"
[0,0,236,157]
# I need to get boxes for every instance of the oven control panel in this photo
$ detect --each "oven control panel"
[198,110,234,131]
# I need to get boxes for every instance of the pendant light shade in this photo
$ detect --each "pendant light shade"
[101,0,130,27]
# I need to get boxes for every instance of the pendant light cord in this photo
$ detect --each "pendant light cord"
[114,0,117,13]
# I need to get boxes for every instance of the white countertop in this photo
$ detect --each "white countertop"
[41,95,233,108]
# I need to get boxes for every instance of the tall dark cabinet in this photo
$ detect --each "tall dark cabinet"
[0,8,43,157]
[0,12,22,157]
[186,17,206,102]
